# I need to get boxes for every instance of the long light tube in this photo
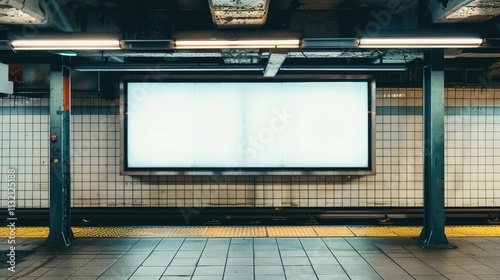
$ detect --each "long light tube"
[10,39,121,50]
[359,38,483,48]
[174,39,300,49]
[280,65,407,71]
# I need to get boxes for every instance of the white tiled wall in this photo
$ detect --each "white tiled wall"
[1,88,499,208]
[1,97,50,208]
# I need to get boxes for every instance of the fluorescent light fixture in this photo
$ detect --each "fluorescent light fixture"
[359,38,483,48]
[11,39,121,50]
[120,40,174,50]
[73,64,264,72]
[280,65,407,72]
[173,30,302,49]
[175,39,300,49]
[302,38,359,48]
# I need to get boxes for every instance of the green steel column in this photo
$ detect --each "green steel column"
[415,49,455,248]
[46,59,74,246]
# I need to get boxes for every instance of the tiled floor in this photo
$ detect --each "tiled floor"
[2,237,500,280]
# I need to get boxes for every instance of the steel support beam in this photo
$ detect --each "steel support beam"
[46,59,74,246]
[415,49,455,249]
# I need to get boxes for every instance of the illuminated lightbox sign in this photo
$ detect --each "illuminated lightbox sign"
[123,81,372,172]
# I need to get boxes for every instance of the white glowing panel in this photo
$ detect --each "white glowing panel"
[126,81,369,168]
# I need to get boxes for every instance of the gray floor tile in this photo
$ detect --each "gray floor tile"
[43,266,81,276]
[254,265,284,275]
[224,265,253,275]
[226,257,253,266]
[308,256,339,265]
[85,258,117,267]
[36,276,69,280]
[102,265,138,276]
[113,258,145,267]
[142,256,174,266]
[255,276,285,280]
[312,264,346,275]
[317,275,349,280]
[336,256,369,265]
[478,275,500,280]
[413,276,447,280]
[254,245,278,251]
[362,254,396,266]
[342,264,382,277]
[160,276,191,280]
[286,276,319,280]
[194,265,225,276]
[305,250,333,256]
[281,257,310,265]
[223,276,254,280]
[284,265,315,275]
[73,266,109,276]
[98,277,129,280]
[280,250,307,257]
[228,251,253,258]
[392,258,441,276]
[128,276,162,280]
[58,258,93,267]
[254,250,280,258]
[9,267,50,277]
[348,275,383,280]
[372,264,411,277]
[372,275,414,280]
[163,266,196,276]
[204,245,230,251]
[191,276,223,280]
[170,257,200,266]
[66,276,100,280]
[254,238,277,244]
[10,236,500,280]
[176,250,203,258]
[254,258,281,266]
[201,250,228,258]
[230,245,253,251]
[198,257,227,265]
[133,266,167,276]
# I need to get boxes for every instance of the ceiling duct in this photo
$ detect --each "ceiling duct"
[208,0,270,28]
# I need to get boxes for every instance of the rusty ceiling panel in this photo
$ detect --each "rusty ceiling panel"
[446,0,500,22]
[0,0,46,25]
[208,0,270,27]
[430,0,500,23]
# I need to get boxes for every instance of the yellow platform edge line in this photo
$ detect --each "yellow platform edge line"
[1,226,500,238]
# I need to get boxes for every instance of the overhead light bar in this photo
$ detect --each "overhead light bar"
[280,65,407,72]
[11,39,121,50]
[301,38,359,48]
[120,40,174,50]
[73,64,264,72]
[359,37,483,48]
[9,33,121,51]
[175,39,300,49]
[173,30,302,50]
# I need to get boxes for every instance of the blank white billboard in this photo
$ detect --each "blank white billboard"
[125,81,370,169]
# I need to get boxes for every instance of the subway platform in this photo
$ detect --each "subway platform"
[2,226,500,280]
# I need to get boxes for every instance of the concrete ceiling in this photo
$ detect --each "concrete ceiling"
[0,0,499,77]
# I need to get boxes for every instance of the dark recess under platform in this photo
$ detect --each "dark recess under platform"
[3,207,500,227]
